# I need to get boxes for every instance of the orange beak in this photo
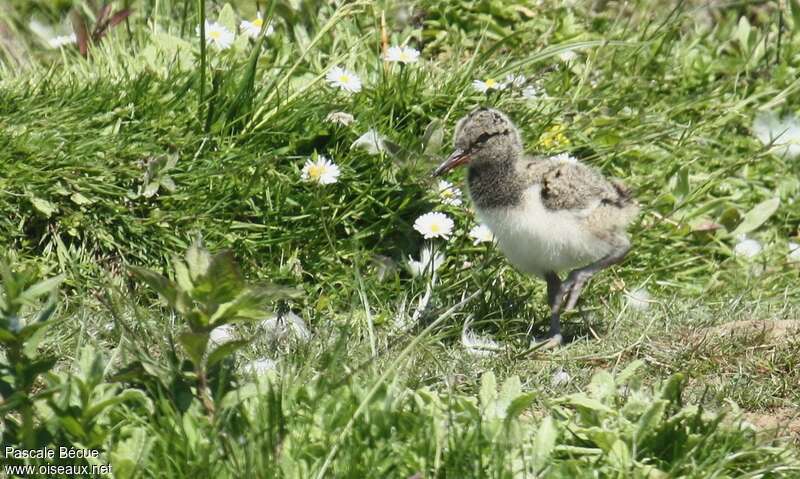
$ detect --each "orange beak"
[433,149,470,177]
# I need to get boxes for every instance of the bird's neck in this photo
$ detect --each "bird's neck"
[467,156,524,208]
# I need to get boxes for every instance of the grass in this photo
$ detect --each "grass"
[1,0,800,477]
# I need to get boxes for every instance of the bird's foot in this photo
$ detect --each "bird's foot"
[530,333,563,350]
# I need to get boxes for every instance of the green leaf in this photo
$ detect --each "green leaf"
[217,3,237,33]
[70,192,94,205]
[143,181,160,198]
[615,360,644,386]
[174,261,194,293]
[17,274,64,305]
[207,338,251,367]
[202,251,245,304]
[111,427,153,479]
[730,197,780,237]
[636,400,667,446]
[479,371,497,409]
[608,439,632,469]
[533,416,557,467]
[506,392,536,419]
[30,196,57,217]
[422,119,444,154]
[178,331,209,365]
[791,0,800,30]
[84,389,153,421]
[588,370,615,401]
[185,241,211,281]
[128,266,178,307]
[564,393,615,414]
[736,16,752,52]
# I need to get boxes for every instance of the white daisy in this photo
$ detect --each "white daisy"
[461,319,501,357]
[559,50,578,63]
[551,370,571,387]
[259,311,311,342]
[301,155,340,185]
[752,111,800,159]
[472,78,507,93]
[325,111,355,126]
[210,324,236,345]
[788,242,800,261]
[351,129,386,155]
[241,358,277,375]
[437,180,463,206]
[521,85,540,99]
[384,45,420,64]
[413,212,454,240]
[48,33,77,49]
[550,152,578,164]
[468,224,495,245]
[406,245,445,278]
[504,73,526,88]
[240,13,274,39]
[734,236,762,259]
[325,66,362,93]
[197,21,235,50]
[625,288,651,311]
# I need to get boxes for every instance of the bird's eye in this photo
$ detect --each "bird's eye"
[474,132,493,145]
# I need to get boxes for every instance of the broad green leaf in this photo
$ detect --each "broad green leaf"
[17,274,64,305]
[111,427,152,479]
[588,370,615,401]
[659,373,685,402]
[616,360,644,386]
[422,119,444,154]
[207,338,251,367]
[636,400,667,446]
[792,0,800,30]
[218,3,237,33]
[70,192,94,205]
[730,197,780,236]
[178,331,209,365]
[736,16,751,52]
[143,181,160,198]
[564,393,615,414]
[85,389,153,420]
[30,196,57,217]
[479,371,497,409]
[128,266,178,307]
[203,251,245,304]
[608,439,632,469]
[185,241,211,281]
[533,416,557,466]
[506,392,536,419]
[174,261,194,293]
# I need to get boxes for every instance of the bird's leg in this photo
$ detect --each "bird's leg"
[562,242,631,311]
[544,271,564,341]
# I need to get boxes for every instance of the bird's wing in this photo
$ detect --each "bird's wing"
[533,159,632,211]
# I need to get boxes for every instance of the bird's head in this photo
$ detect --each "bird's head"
[434,107,522,176]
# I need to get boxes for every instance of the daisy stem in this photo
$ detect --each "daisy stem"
[196,0,207,121]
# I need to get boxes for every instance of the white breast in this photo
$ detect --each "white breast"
[476,185,611,277]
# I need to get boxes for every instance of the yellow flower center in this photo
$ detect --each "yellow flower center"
[308,164,324,180]
[252,18,263,28]
[484,79,496,88]
[209,30,222,40]
[441,189,453,198]
[429,224,441,233]
[338,74,351,84]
